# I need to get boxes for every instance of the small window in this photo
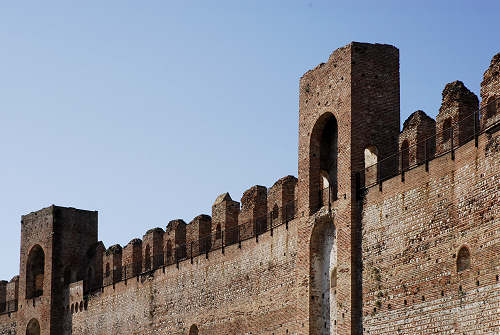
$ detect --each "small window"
[401,140,409,171]
[331,268,337,289]
[272,204,279,221]
[105,263,110,278]
[486,97,496,119]
[442,118,452,143]
[189,324,199,335]
[216,224,221,240]
[457,246,471,272]
[166,240,172,260]
[145,245,151,271]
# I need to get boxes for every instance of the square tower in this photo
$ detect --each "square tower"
[297,42,400,335]
[18,206,97,335]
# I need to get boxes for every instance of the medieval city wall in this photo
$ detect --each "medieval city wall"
[69,220,299,335]
[361,128,500,334]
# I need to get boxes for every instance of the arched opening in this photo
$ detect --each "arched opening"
[26,245,45,299]
[189,324,199,335]
[26,318,40,335]
[309,216,337,335]
[310,113,338,212]
[401,140,409,171]
[144,245,151,271]
[166,240,172,264]
[364,145,378,185]
[457,246,471,272]
[105,263,110,278]
[486,96,497,119]
[442,117,452,143]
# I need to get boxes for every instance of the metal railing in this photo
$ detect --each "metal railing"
[0,300,18,315]
[97,199,299,291]
[360,97,499,192]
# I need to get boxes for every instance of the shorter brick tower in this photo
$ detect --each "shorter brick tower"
[18,206,97,335]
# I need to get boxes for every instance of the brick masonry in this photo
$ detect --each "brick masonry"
[0,42,498,335]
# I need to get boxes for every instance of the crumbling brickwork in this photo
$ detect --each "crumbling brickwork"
[0,42,498,335]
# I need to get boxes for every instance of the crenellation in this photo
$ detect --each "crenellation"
[436,81,479,155]
[122,238,142,278]
[164,219,187,264]
[186,215,212,259]
[238,185,267,240]
[103,244,122,286]
[211,193,240,248]
[480,53,500,130]
[142,227,164,271]
[267,175,298,226]
[399,110,436,171]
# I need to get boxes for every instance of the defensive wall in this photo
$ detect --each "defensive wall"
[0,42,498,335]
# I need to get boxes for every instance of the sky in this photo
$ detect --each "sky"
[0,1,498,280]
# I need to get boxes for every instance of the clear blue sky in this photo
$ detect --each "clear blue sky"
[0,1,498,280]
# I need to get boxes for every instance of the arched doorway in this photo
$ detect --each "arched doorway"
[26,318,40,335]
[26,245,45,299]
[309,216,337,334]
[189,324,199,335]
[309,113,338,211]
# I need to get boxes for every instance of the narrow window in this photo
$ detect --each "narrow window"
[166,240,172,263]
[401,140,409,171]
[486,96,496,119]
[457,246,471,272]
[272,204,279,221]
[442,117,452,143]
[216,224,222,240]
[145,245,151,271]
[105,263,110,278]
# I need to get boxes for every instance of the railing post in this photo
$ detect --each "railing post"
[285,204,289,230]
[450,126,455,160]
[270,215,274,237]
[474,108,478,147]
[238,226,241,249]
[378,160,382,192]
[328,186,331,211]
[221,230,225,254]
[190,242,193,264]
[425,138,429,172]
[401,149,405,182]
[255,219,259,243]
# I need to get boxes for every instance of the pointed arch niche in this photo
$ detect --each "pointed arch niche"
[309,113,338,212]
[309,216,337,334]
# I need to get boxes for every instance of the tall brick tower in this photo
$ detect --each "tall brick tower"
[17,206,97,335]
[297,42,400,335]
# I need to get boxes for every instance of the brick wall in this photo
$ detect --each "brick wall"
[69,222,298,335]
[361,130,499,334]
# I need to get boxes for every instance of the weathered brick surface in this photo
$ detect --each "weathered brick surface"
[361,131,499,334]
[0,42,498,335]
[71,222,298,335]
